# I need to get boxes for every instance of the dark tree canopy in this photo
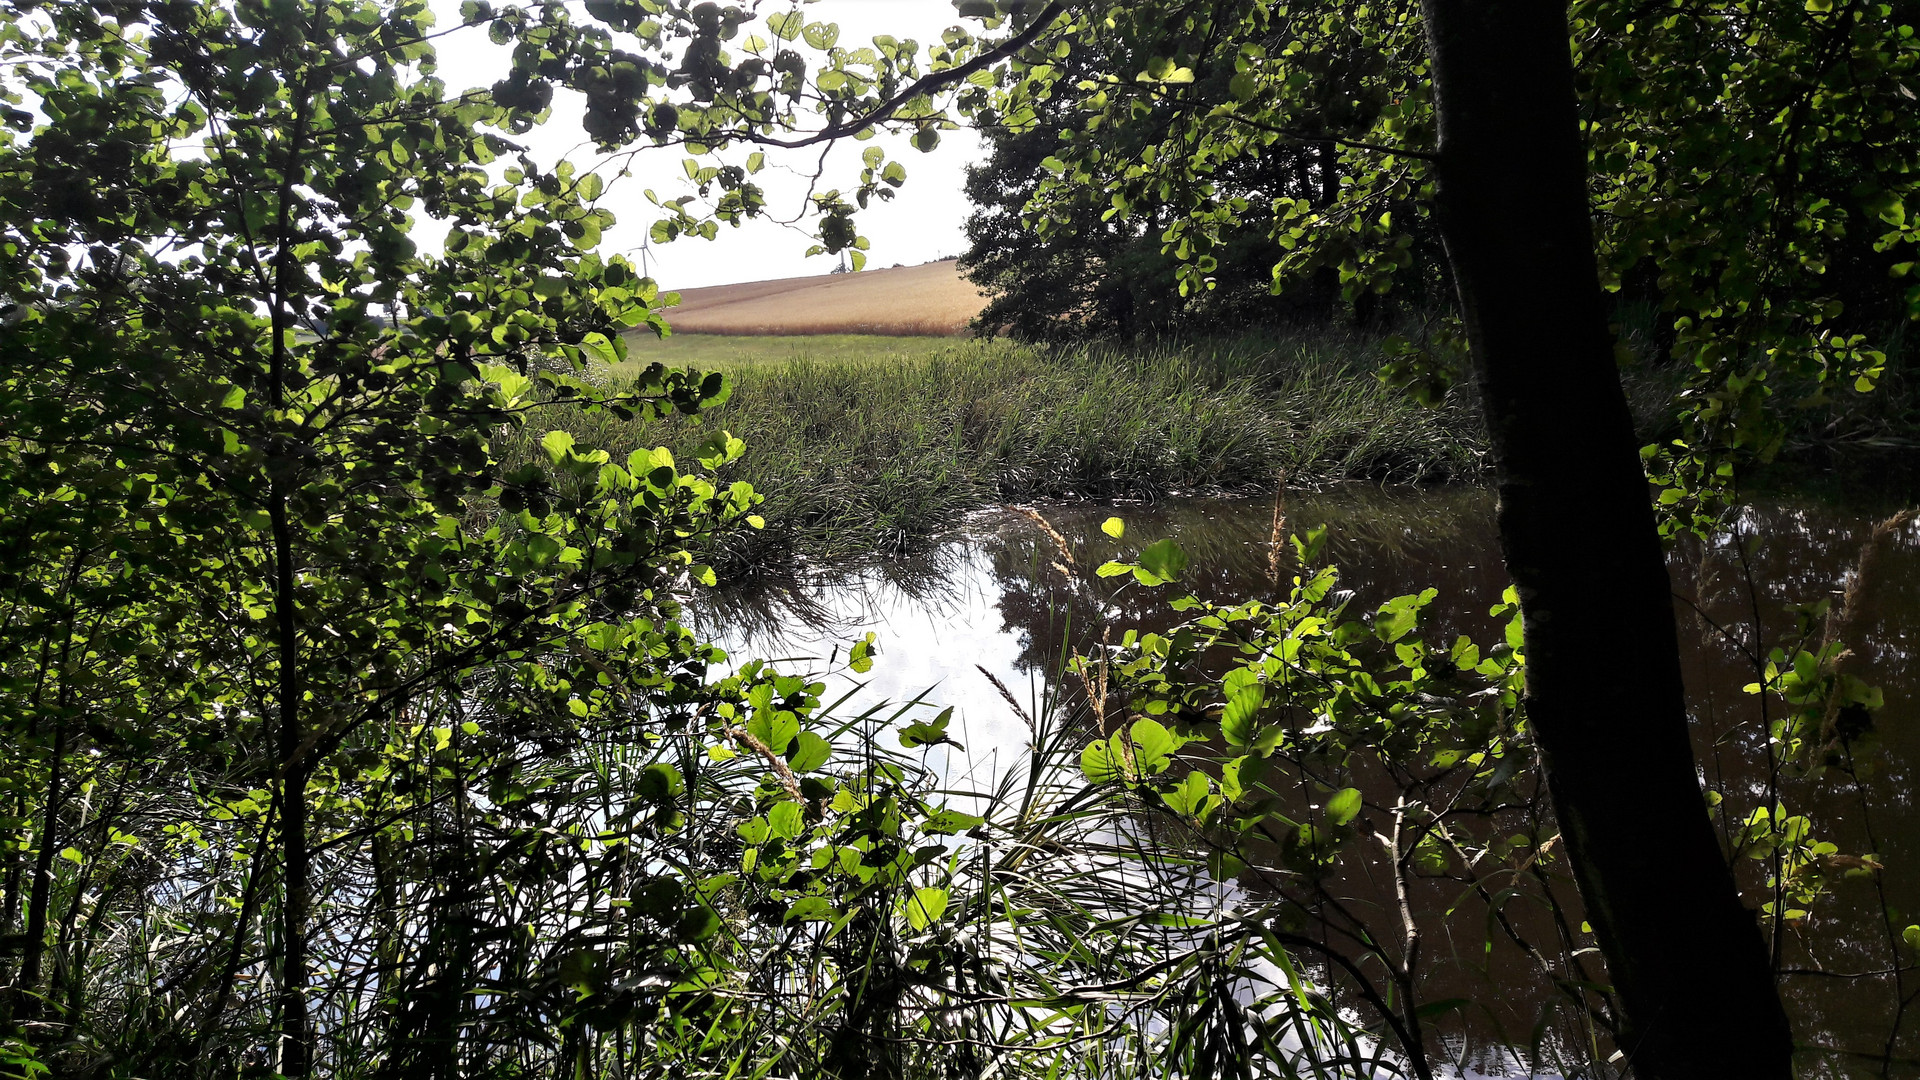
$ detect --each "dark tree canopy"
[961,120,1354,341]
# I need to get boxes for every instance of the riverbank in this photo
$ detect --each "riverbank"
[534,332,1489,574]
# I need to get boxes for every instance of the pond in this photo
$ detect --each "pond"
[697,485,1920,1078]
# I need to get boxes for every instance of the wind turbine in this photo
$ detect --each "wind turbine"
[628,234,660,282]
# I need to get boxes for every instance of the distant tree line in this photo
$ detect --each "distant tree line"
[958,14,1915,353]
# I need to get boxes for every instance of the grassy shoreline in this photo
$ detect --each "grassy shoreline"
[534,332,1489,575]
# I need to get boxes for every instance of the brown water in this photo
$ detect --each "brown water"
[703,486,1920,1077]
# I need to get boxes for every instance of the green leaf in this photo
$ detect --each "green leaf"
[849,632,877,674]
[785,897,835,922]
[1137,538,1188,583]
[899,706,958,749]
[1129,717,1175,771]
[767,11,805,40]
[900,885,948,930]
[1222,755,1263,801]
[638,763,683,800]
[788,731,831,772]
[1325,787,1362,826]
[540,429,576,462]
[676,905,721,942]
[1221,683,1264,747]
[580,333,618,365]
[1450,635,1481,671]
[921,808,985,834]
[1080,739,1122,784]
[1376,589,1436,642]
[1161,769,1212,816]
[1291,526,1329,564]
[768,800,805,840]
[1208,849,1247,880]
[748,707,800,756]
[801,21,840,50]
[1101,516,1125,538]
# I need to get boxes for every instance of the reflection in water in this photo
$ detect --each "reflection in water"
[696,487,1920,1078]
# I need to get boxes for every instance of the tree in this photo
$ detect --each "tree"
[976,0,1916,1075]
[0,2,1079,1073]
[0,0,752,1070]
[959,11,1464,343]
[1416,4,1789,1073]
[961,111,1348,341]
[963,119,1196,341]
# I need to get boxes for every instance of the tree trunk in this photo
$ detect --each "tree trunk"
[15,724,65,1023]
[268,47,321,1076]
[0,796,21,991]
[1416,1,1792,1076]
[273,496,312,1078]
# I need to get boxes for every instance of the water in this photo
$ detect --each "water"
[697,486,1920,1077]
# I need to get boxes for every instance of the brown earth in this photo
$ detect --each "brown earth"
[660,258,987,336]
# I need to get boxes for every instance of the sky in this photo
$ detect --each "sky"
[426,0,988,289]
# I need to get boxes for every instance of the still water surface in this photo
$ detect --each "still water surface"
[699,486,1920,1077]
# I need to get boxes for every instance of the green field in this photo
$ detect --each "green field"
[620,331,974,370]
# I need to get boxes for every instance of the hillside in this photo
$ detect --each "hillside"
[660,258,987,336]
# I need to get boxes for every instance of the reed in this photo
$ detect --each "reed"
[529,331,1490,574]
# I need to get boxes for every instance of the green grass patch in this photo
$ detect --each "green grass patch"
[620,331,967,370]
[542,332,1489,573]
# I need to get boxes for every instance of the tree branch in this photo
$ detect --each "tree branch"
[747,2,1069,150]
[1217,109,1439,162]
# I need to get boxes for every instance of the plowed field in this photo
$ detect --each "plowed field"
[661,258,986,336]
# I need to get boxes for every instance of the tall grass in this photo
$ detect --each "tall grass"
[541,332,1488,573]
[620,331,967,369]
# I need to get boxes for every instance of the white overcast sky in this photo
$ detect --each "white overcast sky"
[425,0,987,289]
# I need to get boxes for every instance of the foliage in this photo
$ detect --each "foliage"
[479,0,1072,271]
[1062,508,1906,1077]
[1079,525,1603,1080]
[0,0,758,1070]
[1575,0,1920,518]
[960,101,1354,342]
